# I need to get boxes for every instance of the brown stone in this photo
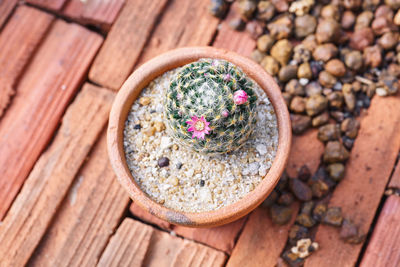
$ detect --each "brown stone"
[363,45,382,68]
[327,163,345,182]
[306,94,328,116]
[298,62,313,79]
[267,15,293,40]
[251,49,266,63]
[327,91,344,109]
[319,71,337,88]
[378,32,399,50]
[279,65,298,82]
[257,1,276,21]
[341,10,356,30]
[294,15,317,38]
[345,50,363,71]
[291,114,311,134]
[318,124,341,142]
[316,18,340,44]
[312,112,330,127]
[290,178,313,202]
[349,28,375,51]
[271,0,289,12]
[271,39,293,66]
[323,207,343,227]
[313,43,338,62]
[290,96,306,113]
[257,34,275,52]
[325,59,346,77]
[261,56,280,75]
[341,118,360,139]
[323,141,350,163]
[355,11,374,30]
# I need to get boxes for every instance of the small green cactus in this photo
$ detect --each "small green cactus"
[164,58,258,154]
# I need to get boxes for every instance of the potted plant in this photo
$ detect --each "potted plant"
[108,46,291,227]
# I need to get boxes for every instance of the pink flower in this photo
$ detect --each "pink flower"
[223,74,231,81]
[186,116,211,140]
[222,110,229,117]
[233,90,248,105]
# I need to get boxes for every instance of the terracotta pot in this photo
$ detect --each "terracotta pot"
[108,46,291,227]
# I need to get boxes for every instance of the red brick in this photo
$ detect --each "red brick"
[30,131,131,267]
[0,0,18,28]
[360,195,400,267]
[213,2,256,57]
[99,218,227,267]
[26,0,67,11]
[0,84,114,267]
[135,0,220,66]
[227,204,299,267]
[286,129,324,178]
[88,0,169,90]
[0,6,54,118]
[173,216,248,254]
[130,202,173,231]
[62,0,125,31]
[305,94,400,267]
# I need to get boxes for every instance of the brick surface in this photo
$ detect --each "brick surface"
[99,218,227,267]
[286,129,324,178]
[130,202,173,230]
[26,0,67,10]
[389,161,400,189]
[227,203,299,267]
[0,0,18,29]
[360,195,400,267]
[30,132,131,267]
[89,0,169,90]
[213,2,256,57]
[173,216,248,254]
[0,84,113,267]
[305,94,400,267]
[135,0,220,66]
[0,20,102,219]
[63,0,125,31]
[0,6,54,118]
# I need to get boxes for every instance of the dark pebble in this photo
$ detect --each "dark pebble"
[298,165,311,181]
[327,163,345,182]
[323,207,343,227]
[270,204,294,225]
[317,124,341,142]
[301,201,315,215]
[323,141,350,163]
[199,179,205,187]
[290,114,311,135]
[296,213,316,228]
[276,172,289,192]
[282,250,304,267]
[133,124,141,130]
[277,191,294,206]
[289,224,310,245]
[311,179,330,198]
[209,0,229,18]
[340,219,365,244]
[290,178,312,202]
[157,157,170,167]
[229,17,246,31]
[313,203,327,222]
[176,162,183,169]
[342,136,355,150]
[150,109,156,113]
[261,189,279,208]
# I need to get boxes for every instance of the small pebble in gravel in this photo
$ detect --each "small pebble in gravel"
[340,219,365,244]
[209,0,229,18]
[291,114,311,135]
[323,141,350,163]
[327,163,345,182]
[199,179,205,187]
[313,202,327,222]
[270,204,294,225]
[323,206,343,227]
[289,224,310,245]
[176,162,183,170]
[290,178,312,202]
[133,124,141,130]
[318,124,341,142]
[278,191,294,206]
[298,165,311,181]
[158,157,170,168]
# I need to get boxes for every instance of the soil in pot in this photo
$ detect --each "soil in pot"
[123,58,279,213]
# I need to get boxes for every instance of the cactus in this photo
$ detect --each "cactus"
[164,58,258,154]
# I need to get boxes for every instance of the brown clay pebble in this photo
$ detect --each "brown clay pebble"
[355,11,374,30]
[289,178,312,202]
[290,96,306,113]
[327,92,344,109]
[342,83,356,111]
[260,56,280,75]
[313,43,338,62]
[341,117,360,138]
[277,192,294,206]
[271,0,289,13]
[327,163,345,182]
[257,1,276,21]
[323,141,350,163]
[157,157,170,167]
[349,28,375,51]
[342,10,356,29]
[395,9,400,26]
[311,179,330,198]
[298,62,313,79]
[209,0,229,18]
[261,189,279,207]
[312,112,330,127]
[340,219,365,244]
[257,34,275,52]
[325,59,346,77]
[306,94,328,116]
[279,65,298,82]
[289,225,310,245]
[323,207,343,227]
[285,79,305,96]
[363,45,382,68]
[318,124,341,142]
[139,96,151,106]
[316,18,340,44]
[319,71,337,88]
[305,81,322,97]
[270,204,294,225]
[271,39,293,66]
[229,17,246,31]
[246,20,264,39]
[345,50,363,71]
[321,4,340,21]
[238,0,257,19]
[295,15,317,38]
[378,32,399,50]
[296,213,316,228]
[251,49,266,63]
[291,114,311,134]
[267,15,293,40]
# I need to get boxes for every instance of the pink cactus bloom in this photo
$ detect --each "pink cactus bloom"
[222,110,229,117]
[233,89,248,105]
[223,73,231,81]
[186,116,211,140]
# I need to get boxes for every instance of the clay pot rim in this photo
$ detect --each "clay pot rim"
[107,46,291,227]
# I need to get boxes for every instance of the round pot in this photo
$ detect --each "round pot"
[108,46,291,227]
